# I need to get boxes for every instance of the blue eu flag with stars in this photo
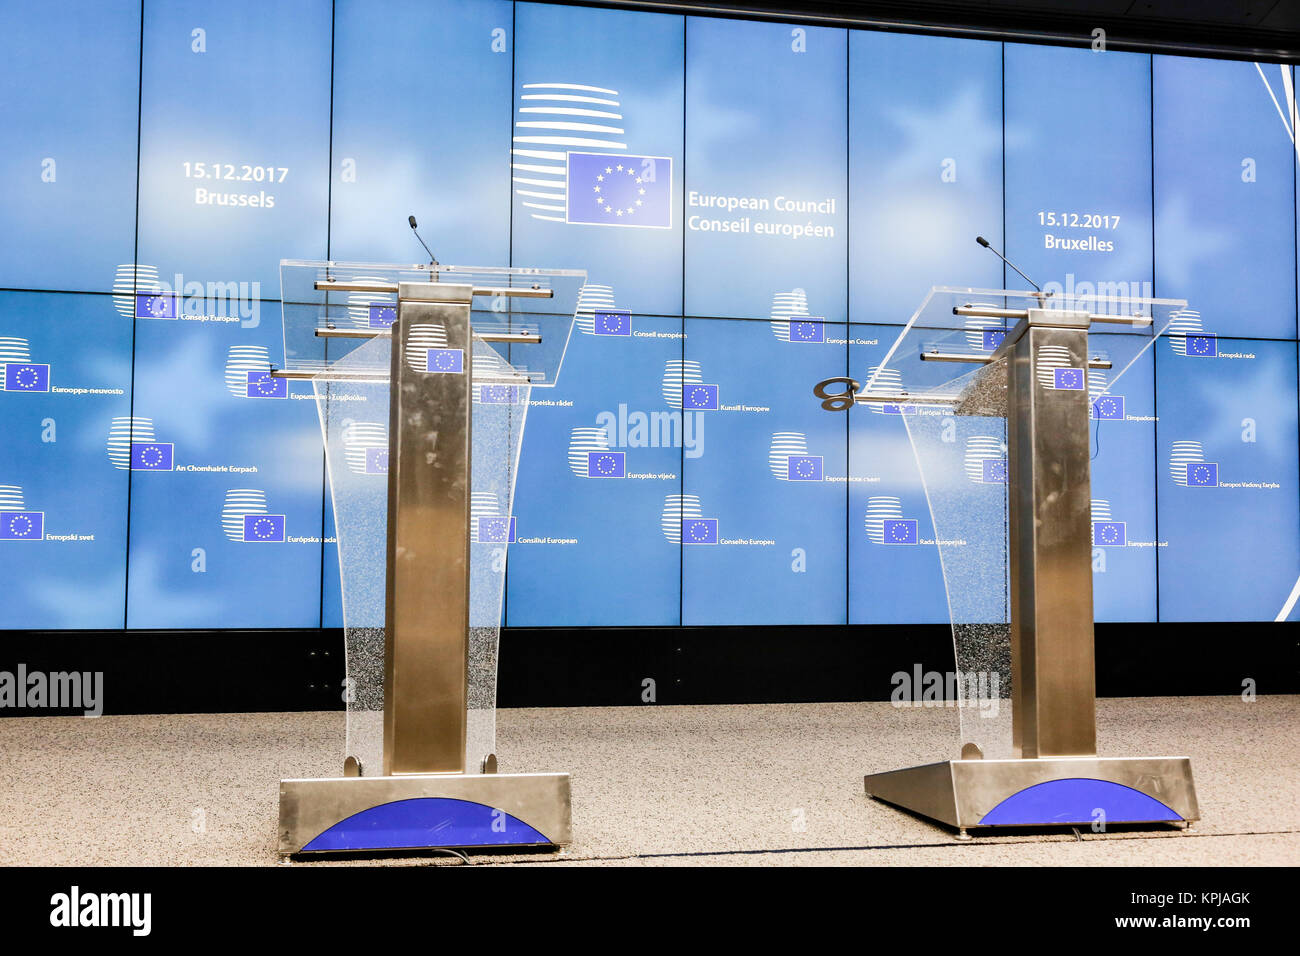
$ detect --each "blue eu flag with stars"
[883,519,918,545]
[594,311,631,336]
[789,320,824,344]
[1092,521,1126,547]
[786,456,822,481]
[130,442,174,471]
[243,514,286,542]
[587,451,625,478]
[682,384,718,410]
[1186,462,1218,487]
[4,362,49,392]
[0,511,43,540]
[246,370,287,399]
[566,152,672,228]
[682,517,718,544]
[1092,395,1124,420]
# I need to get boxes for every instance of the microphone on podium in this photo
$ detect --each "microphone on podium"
[976,235,1044,294]
[408,215,438,266]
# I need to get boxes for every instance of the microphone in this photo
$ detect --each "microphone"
[408,215,437,266]
[975,235,1043,294]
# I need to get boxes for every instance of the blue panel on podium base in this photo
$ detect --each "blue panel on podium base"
[978,778,1181,826]
[301,797,553,852]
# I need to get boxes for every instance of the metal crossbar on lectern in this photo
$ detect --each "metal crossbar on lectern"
[271,262,581,857]
[820,289,1200,837]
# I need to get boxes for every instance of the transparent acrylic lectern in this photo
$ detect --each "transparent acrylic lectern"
[816,287,1202,836]
[272,260,584,856]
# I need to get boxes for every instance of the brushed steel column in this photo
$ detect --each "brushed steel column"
[1006,309,1097,758]
[383,282,474,775]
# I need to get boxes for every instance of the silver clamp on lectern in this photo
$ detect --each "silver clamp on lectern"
[270,260,584,856]
[817,287,1201,837]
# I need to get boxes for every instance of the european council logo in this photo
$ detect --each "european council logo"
[661,495,717,544]
[568,427,625,478]
[512,81,628,223]
[768,290,824,343]
[1091,499,1126,547]
[1169,441,1218,487]
[662,360,708,410]
[112,263,162,318]
[0,337,50,393]
[225,345,286,399]
[964,436,1007,484]
[471,492,516,544]
[1087,365,1124,420]
[343,422,388,476]
[963,317,1008,353]
[574,284,631,336]
[1166,310,1216,357]
[221,489,285,543]
[403,323,449,372]
[1036,346,1083,390]
[865,367,907,415]
[106,417,173,471]
[0,485,43,541]
[768,433,822,481]
[864,497,918,545]
[665,496,707,541]
[566,152,672,229]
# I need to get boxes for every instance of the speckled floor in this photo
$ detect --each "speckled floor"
[0,696,1295,866]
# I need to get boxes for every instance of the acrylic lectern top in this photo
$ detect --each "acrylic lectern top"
[279,259,587,388]
[864,286,1192,406]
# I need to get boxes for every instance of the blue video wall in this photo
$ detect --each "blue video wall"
[2,0,1298,630]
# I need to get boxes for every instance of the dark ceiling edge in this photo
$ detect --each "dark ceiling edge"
[533,0,1300,63]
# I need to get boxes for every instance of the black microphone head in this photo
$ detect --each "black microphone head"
[408,215,418,229]
[975,235,990,247]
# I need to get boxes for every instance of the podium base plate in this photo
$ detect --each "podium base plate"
[278,771,571,856]
[864,756,1198,833]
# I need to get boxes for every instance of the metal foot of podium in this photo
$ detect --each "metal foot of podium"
[278,772,571,856]
[864,756,1199,833]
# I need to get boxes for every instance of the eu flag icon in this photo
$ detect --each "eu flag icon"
[566,152,673,229]
[135,293,178,319]
[682,384,719,410]
[1186,334,1217,357]
[478,515,516,544]
[245,370,287,399]
[982,329,1007,351]
[1092,521,1126,547]
[426,348,464,374]
[1053,367,1084,390]
[1186,462,1218,487]
[586,451,626,478]
[789,320,825,344]
[368,304,397,329]
[242,514,286,542]
[130,442,174,471]
[982,459,1008,483]
[1091,395,1125,420]
[880,403,918,416]
[4,363,50,392]
[0,511,44,541]
[786,455,823,481]
[681,517,719,544]
[480,384,519,404]
[364,448,388,475]
[883,518,918,545]
[594,311,631,336]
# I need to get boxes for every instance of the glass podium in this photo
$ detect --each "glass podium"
[272,260,585,856]
[817,287,1202,835]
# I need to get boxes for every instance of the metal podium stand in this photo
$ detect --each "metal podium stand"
[271,261,584,856]
[817,288,1201,836]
